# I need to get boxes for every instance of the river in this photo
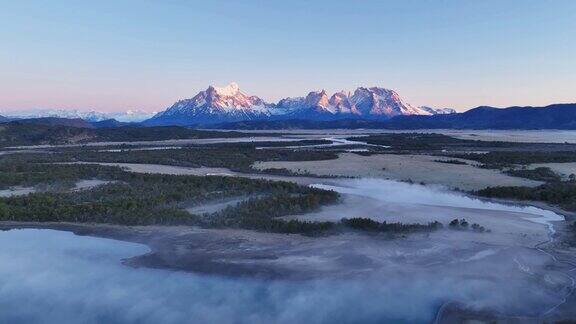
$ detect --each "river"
[0,175,572,323]
[0,229,440,324]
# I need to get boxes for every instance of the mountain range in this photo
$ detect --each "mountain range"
[1,82,574,130]
[0,109,155,123]
[144,82,452,126]
[0,83,454,126]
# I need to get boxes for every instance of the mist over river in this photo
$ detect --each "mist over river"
[0,179,569,323]
[0,229,454,324]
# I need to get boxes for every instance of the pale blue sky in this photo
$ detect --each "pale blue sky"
[1,0,575,112]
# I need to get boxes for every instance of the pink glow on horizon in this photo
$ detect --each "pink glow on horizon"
[2,79,575,114]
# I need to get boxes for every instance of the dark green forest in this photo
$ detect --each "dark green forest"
[475,182,576,211]
[505,167,562,182]
[356,133,516,151]
[1,143,338,173]
[452,151,576,169]
[0,123,265,147]
[0,161,447,236]
[0,162,340,232]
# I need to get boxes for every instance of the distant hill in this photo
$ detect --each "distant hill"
[5,103,575,131]
[90,119,132,128]
[383,103,576,129]
[12,117,95,128]
[0,123,96,147]
[1,108,155,122]
[0,123,260,147]
[10,116,139,129]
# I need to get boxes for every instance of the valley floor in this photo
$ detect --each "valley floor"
[2,129,576,323]
[225,128,576,144]
[254,152,541,190]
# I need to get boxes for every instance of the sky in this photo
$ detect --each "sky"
[0,0,575,113]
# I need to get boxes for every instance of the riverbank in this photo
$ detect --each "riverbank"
[3,141,576,321]
[2,178,576,322]
[0,178,570,281]
[1,207,573,322]
[253,152,542,190]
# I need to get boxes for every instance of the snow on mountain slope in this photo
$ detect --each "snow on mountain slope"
[0,109,155,122]
[146,82,273,125]
[275,86,430,119]
[1,83,448,127]
[418,106,457,115]
[213,82,241,97]
[1,109,109,121]
[352,87,429,117]
[329,91,358,114]
[110,110,157,122]
[1,85,446,126]
[144,83,435,125]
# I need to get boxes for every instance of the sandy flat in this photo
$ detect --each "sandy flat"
[65,154,542,191]
[72,179,112,191]
[215,129,576,144]
[253,153,541,190]
[63,162,238,176]
[381,129,576,144]
[531,162,576,179]
[284,193,549,246]
[7,136,302,149]
[186,196,251,215]
[2,161,573,320]
[60,162,327,186]
[428,129,576,144]
[0,187,35,197]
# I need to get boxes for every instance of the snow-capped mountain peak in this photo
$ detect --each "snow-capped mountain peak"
[305,90,331,111]
[350,87,431,116]
[211,82,240,97]
[329,91,357,114]
[2,84,454,127]
[146,83,272,125]
[276,86,431,119]
[418,106,457,115]
[146,84,438,125]
[111,110,157,122]
[0,108,155,122]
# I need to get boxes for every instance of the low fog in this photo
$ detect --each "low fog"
[312,178,563,233]
[0,227,568,323]
[0,174,569,324]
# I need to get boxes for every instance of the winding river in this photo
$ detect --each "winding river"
[0,170,573,323]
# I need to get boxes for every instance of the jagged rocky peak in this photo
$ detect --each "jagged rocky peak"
[147,83,436,125]
[304,90,331,111]
[329,91,357,114]
[145,82,273,125]
[351,87,428,116]
[277,86,429,118]
[169,82,271,113]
